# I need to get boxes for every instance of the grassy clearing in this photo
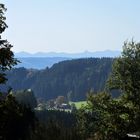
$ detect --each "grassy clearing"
[70,101,87,109]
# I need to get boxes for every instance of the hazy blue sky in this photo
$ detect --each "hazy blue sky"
[1,0,140,53]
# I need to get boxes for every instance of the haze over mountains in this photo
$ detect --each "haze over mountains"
[15,50,120,69]
[15,50,121,58]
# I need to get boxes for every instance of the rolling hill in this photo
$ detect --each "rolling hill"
[3,58,114,101]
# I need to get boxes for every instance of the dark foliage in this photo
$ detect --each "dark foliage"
[14,89,37,109]
[36,109,76,128]
[0,94,37,140]
[0,4,18,84]
[33,110,81,140]
[0,4,37,140]
[76,41,140,140]
[5,58,113,101]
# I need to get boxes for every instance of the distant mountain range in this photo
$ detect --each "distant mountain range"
[14,50,121,69]
[15,50,121,58]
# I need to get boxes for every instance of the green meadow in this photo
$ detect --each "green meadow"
[70,101,87,109]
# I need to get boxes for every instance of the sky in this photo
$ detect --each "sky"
[1,0,140,53]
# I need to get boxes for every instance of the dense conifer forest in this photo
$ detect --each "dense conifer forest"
[3,58,114,101]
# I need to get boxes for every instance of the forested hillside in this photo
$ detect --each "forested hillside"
[5,58,113,101]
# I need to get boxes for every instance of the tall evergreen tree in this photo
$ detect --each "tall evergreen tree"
[76,41,140,140]
[0,4,36,140]
[0,3,18,85]
[107,40,140,135]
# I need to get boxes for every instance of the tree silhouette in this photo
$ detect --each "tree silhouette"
[0,3,18,84]
[0,4,36,140]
